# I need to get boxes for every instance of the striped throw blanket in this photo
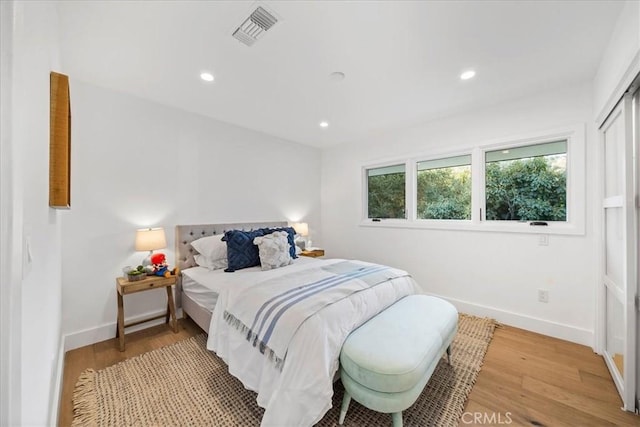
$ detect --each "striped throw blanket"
[223,261,409,369]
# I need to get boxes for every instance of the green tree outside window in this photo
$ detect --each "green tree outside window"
[367,165,405,219]
[417,164,471,220]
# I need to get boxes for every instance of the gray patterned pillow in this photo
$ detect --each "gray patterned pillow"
[253,231,293,270]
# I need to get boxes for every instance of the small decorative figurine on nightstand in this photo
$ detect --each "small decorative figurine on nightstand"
[150,253,179,278]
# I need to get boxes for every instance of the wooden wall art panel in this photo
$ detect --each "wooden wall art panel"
[49,71,71,209]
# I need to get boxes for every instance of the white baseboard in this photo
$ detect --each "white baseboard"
[64,297,593,350]
[427,293,594,348]
[64,307,183,352]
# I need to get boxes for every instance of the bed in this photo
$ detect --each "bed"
[175,222,419,426]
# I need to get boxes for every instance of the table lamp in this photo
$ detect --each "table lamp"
[135,227,167,266]
[292,222,309,250]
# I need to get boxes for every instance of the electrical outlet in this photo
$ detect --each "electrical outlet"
[538,234,549,246]
[538,289,549,303]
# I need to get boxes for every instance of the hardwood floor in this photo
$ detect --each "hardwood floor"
[59,319,639,426]
[465,325,638,426]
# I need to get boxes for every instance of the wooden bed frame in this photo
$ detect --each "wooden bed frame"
[175,221,288,333]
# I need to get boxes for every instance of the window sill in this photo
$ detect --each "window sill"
[359,219,585,236]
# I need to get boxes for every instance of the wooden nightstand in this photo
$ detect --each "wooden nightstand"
[300,249,325,258]
[115,275,178,351]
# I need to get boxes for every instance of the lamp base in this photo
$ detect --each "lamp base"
[141,252,153,267]
[294,236,307,251]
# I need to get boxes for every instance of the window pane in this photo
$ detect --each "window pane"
[417,155,471,220]
[485,140,567,221]
[367,164,405,219]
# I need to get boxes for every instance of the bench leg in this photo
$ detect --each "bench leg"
[392,411,403,427]
[338,391,351,425]
[446,345,452,365]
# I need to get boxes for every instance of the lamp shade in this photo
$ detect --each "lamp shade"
[135,227,167,251]
[292,222,309,236]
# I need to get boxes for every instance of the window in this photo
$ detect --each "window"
[366,164,406,219]
[361,125,585,235]
[416,155,471,220]
[485,140,567,222]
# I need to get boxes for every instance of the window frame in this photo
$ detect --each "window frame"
[413,150,474,224]
[360,124,585,235]
[362,159,410,223]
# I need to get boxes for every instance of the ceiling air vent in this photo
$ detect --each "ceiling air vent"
[232,6,278,47]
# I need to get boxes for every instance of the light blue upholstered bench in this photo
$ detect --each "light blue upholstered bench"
[338,295,458,427]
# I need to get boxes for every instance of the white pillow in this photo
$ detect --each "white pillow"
[253,231,292,271]
[191,235,227,270]
[193,253,227,270]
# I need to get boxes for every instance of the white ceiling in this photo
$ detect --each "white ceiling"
[57,0,623,148]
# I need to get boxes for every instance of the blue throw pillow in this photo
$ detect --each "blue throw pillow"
[222,229,265,272]
[260,227,297,259]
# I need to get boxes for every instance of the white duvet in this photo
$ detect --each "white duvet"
[206,258,419,426]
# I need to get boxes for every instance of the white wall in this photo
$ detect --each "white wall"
[5,1,65,425]
[61,80,322,349]
[593,0,640,123]
[321,83,597,346]
[0,1,18,425]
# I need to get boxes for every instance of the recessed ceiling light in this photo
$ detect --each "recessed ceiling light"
[329,71,345,81]
[460,70,476,80]
[200,72,214,82]
[319,121,329,128]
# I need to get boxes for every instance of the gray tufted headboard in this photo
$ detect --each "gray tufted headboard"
[175,221,288,272]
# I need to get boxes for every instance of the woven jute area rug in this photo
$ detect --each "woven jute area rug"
[73,314,495,426]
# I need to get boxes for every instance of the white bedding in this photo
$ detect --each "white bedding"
[201,258,419,426]
[181,269,219,311]
[181,257,319,311]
